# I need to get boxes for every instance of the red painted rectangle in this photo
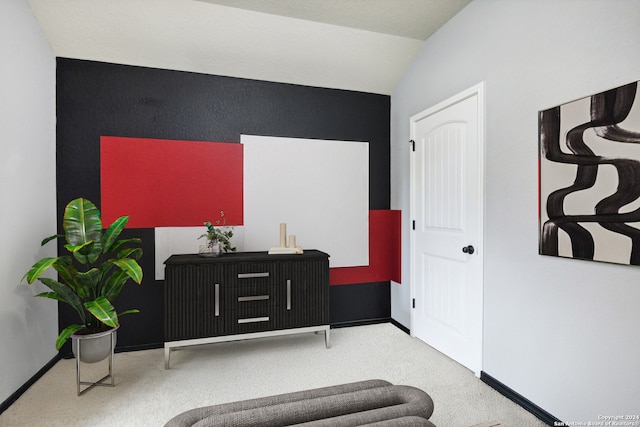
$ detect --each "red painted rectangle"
[330,210,401,285]
[101,136,243,228]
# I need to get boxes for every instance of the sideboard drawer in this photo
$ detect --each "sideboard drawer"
[227,281,278,303]
[234,261,279,278]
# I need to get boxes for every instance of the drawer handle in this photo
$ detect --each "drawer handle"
[238,295,269,302]
[238,316,269,324]
[287,279,291,310]
[214,283,220,317]
[238,272,269,279]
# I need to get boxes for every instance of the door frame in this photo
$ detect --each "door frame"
[409,82,485,376]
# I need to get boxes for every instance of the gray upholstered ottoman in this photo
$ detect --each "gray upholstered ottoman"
[165,379,436,426]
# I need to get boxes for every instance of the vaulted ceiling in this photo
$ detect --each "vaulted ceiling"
[27,0,471,95]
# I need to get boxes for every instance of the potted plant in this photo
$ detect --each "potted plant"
[23,198,143,362]
[198,210,236,256]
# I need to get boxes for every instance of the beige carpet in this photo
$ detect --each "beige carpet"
[0,323,546,426]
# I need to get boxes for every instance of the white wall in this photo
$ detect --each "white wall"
[0,0,57,405]
[391,0,640,422]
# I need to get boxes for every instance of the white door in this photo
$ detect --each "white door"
[410,83,484,376]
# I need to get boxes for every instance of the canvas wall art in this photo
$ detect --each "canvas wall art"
[539,80,640,265]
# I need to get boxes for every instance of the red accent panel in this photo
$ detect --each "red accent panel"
[330,210,401,286]
[389,210,401,283]
[101,137,243,228]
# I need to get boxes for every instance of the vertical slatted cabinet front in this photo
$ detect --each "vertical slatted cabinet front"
[277,257,329,329]
[164,261,225,341]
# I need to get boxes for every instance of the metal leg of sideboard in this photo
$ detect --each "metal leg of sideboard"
[164,325,331,369]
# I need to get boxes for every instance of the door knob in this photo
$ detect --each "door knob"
[462,245,475,254]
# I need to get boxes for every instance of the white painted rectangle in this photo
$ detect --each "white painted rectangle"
[242,134,369,268]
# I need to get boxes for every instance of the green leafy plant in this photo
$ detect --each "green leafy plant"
[23,198,143,350]
[198,210,236,253]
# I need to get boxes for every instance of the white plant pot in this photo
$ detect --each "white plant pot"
[71,326,118,364]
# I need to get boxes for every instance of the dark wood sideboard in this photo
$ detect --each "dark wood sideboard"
[163,250,330,368]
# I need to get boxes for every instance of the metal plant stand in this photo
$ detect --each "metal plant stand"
[74,330,116,396]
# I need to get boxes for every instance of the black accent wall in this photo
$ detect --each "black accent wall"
[56,58,391,352]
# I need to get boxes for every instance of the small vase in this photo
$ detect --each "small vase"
[199,240,221,257]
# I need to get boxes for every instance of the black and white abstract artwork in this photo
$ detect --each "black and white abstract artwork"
[539,80,640,265]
